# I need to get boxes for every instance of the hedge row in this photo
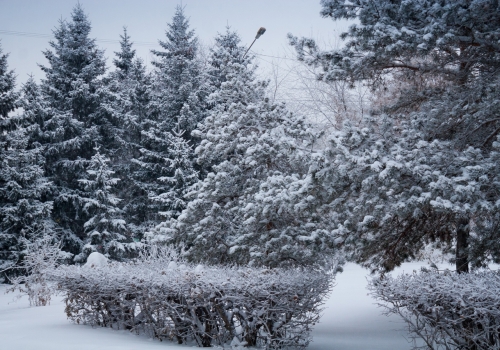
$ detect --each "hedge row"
[51,249,333,349]
[370,269,500,350]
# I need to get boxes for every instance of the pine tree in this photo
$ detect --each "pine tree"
[38,4,108,258]
[78,150,129,261]
[172,31,323,268]
[0,75,54,281]
[289,0,500,272]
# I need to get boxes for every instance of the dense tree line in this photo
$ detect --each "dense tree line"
[1,0,500,282]
[0,4,320,278]
[1,1,500,349]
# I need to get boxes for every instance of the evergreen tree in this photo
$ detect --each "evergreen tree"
[148,125,199,242]
[77,150,129,261]
[206,27,247,91]
[149,5,206,137]
[0,43,18,119]
[105,28,152,241]
[132,6,206,234]
[172,32,323,268]
[113,27,136,78]
[289,0,500,272]
[38,4,108,258]
[0,75,54,280]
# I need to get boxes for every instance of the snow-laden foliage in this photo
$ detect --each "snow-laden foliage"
[291,0,500,88]
[38,4,109,257]
[0,43,18,118]
[131,6,206,235]
[112,27,136,79]
[0,76,54,280]
[288,0,500,273]
[149,5,207,138]
[51,246,332,349]
[149,127,198,223]
[77,150,133,261]
[370,269,500,350]
[7,233,61,307]
[168,30,332,268]
[103,28,152,241]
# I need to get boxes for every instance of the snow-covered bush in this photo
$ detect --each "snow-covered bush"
[7,233,61,306]
[370,269,500,350]
[51,247,332,349]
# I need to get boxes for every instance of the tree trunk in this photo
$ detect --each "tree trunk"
[456,217,469,274]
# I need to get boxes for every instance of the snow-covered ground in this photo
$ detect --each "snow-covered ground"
[1,262,436,350]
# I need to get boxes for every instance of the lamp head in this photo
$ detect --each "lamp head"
[255,27,266,39]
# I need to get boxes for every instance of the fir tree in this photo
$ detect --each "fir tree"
[149,5,206,137]
[0,76,53,281]
[113,27,136,78]
[105,28,152,241]
[38,4,108,258]
[78,150,129,261]
[0,43,18,119]
[132,6,206,234]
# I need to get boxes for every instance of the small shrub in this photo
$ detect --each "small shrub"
[370,269,500,350]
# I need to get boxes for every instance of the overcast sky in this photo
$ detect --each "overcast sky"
[0,0,350,85]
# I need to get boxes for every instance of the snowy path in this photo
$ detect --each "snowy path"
[1,262,432,350]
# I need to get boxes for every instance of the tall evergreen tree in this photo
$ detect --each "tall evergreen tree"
[39,4,108,258]
[132,6,206,234]
[149,5,206,137]
[289,0,500,273]
[105,28,152,241]
[0,74,54,280]
[171,31,323,268]
[0,43,18,119]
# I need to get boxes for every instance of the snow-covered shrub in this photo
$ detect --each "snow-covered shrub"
[51,247,332,349]
[370,270,500,350]
[8,233,61,306]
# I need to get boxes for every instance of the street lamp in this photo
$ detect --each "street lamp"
[244,27,266,58]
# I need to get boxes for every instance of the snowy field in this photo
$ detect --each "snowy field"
[1,262,432,350]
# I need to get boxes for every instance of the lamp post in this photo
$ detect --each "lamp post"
[244,27,266,58]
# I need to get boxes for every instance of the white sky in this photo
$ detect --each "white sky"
[0,0,350,85]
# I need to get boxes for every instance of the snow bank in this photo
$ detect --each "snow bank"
[83,252,108,268]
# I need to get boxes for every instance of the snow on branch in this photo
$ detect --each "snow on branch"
[50,246,333,349]
[7,232,61,306]
[370,269,500,350]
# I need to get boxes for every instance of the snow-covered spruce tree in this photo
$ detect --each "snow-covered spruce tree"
[0,75,54,281]
[133,122,200,238]
[170,32,329,268]
[132,6,206,234]
[146,126,199,242]
[148,5,207,139]
[289,0,500,273]
[39,4,108,258]
[104,28,152,241]
[0,43,18,118]
[77,150,130,261]
[154,126,199,221]
[206,27,247,92]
